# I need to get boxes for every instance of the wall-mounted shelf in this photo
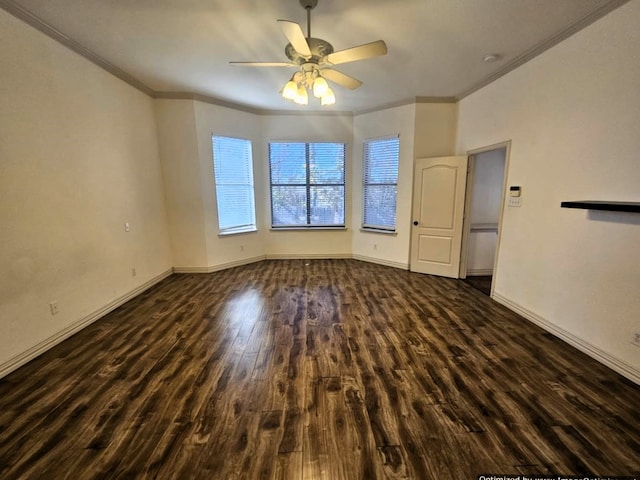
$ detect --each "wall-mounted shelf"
[560,201,640,213]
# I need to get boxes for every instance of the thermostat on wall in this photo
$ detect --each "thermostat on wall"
[508,186,522,207]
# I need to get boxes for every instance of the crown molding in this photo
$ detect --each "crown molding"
[155,91,354,116]
[354,96,456,116]
[456,0,630,100]
[256,108,353,117]
[415,96,457,104]
[153,91,265,115]
[354,98,416,116]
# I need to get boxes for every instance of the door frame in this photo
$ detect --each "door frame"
[459,141,511,297]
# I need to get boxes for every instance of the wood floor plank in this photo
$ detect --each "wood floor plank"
[0,259,639,479]
[272,451,303,480]
[302,357,330,480]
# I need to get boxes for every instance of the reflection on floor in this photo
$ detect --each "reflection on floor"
[463,275,492,296]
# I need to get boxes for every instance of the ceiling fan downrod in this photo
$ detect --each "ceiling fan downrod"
[300,0,318,38]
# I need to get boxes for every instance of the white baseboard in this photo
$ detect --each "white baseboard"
[467,268,493,276]
[265,253,352,260]
[178,254,406,271]
[493,292,640,385]
[351,254,409,270]
[0,268,173,379]
[173,255,266,273]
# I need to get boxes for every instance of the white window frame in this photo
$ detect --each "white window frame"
[269,142,346,229]
[362,135,400,233]
[212,135,257,235]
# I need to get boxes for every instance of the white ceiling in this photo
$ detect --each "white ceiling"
[2,0,625,112]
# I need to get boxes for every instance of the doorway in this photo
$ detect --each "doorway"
[460,143,509,296]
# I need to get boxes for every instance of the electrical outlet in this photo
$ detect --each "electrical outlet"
[49,302,59,316]
[124,222,130,232]
[373,244,378,251]
[632,331,640,347]
[131,268,136,277]
[240,245,245,252]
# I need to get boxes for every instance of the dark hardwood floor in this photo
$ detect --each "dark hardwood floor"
[0,259,638,479]
[463,275,492,296]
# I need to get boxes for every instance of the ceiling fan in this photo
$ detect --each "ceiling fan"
[230,0,388,106]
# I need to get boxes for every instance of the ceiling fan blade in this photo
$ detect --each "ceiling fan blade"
[230,61,296,67]
[277,20,311,57]
[325,40,387,65]
[321,68,363,90]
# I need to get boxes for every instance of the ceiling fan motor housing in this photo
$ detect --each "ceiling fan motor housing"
[300,0,318,10]
[285,38,334,65]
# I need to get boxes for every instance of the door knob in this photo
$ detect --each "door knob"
[413,221,418,226]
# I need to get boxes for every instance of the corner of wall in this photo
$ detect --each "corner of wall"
[154,99,209,268]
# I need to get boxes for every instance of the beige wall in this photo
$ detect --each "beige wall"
[456,1,640,378]
[193,101,266,267]
[155,100,207,267]
[261,114,354,258]
[352,104,416,268]
[156,104,354,266]
[414,103,458,159]
[158,102,458,269]
[155,100,266,271]
[0,9,172,372]
[351,103,457,268]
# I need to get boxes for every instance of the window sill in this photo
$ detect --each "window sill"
[360,228,397,236]
[270,226,347,231]
[218,227,258,237]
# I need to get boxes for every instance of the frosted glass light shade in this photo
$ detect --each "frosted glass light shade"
[320,87,335,106]
[312,77,329,98]
[282,81,298,100]
[294,85,308,105]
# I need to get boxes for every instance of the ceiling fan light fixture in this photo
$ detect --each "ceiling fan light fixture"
[312,76,329,98]
[231,0,385,108]
[282,79,298,100]
[320,87,335,106]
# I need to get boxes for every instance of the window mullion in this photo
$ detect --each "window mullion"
[305,143,311,225]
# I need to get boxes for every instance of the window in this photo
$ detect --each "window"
[362,135,400,232]
[269,142,345,228]
[212,136,256,234]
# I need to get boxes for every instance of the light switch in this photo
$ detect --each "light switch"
[509,197,522,207]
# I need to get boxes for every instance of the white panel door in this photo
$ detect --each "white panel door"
[410,156,468,277]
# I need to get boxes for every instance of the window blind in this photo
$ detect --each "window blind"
[212,136,256,234]
[362,135,400,231]
[269,142,345,227]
